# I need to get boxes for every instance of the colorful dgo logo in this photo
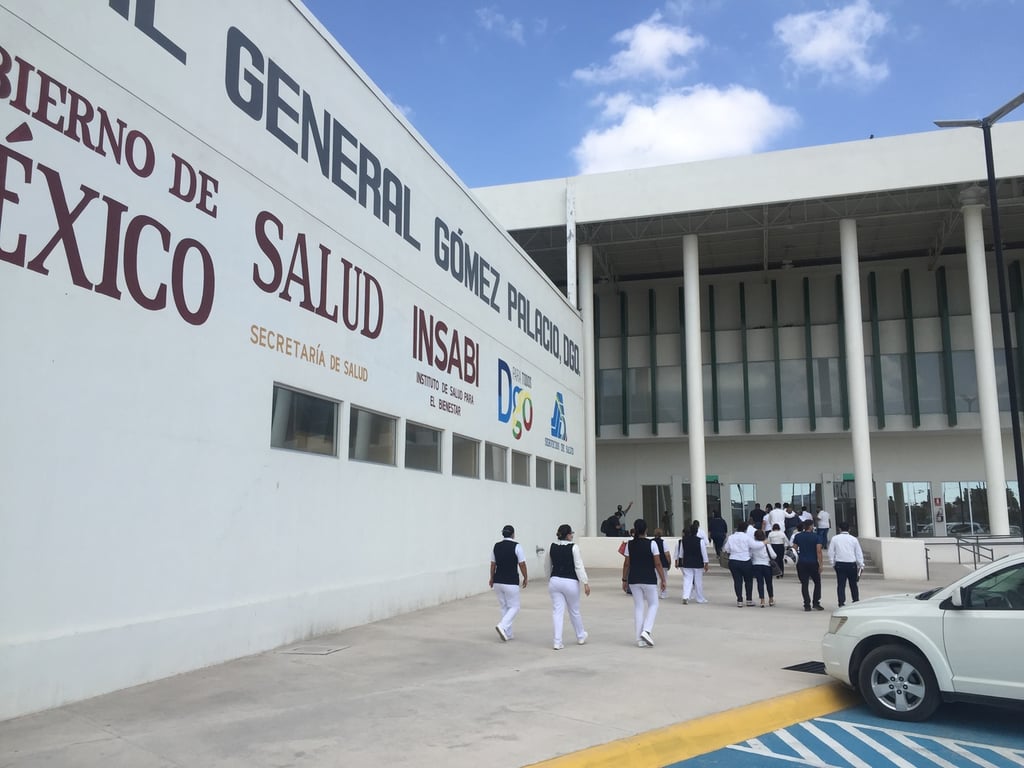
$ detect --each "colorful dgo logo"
[497,359,534,439]
[550,392,567,441]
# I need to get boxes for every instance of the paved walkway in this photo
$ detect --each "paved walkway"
[0,563,973,768]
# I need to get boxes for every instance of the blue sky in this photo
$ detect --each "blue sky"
[304,0,1024,188]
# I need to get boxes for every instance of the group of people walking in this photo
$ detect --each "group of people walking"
[489,518,669,649]
[489,509,866,647]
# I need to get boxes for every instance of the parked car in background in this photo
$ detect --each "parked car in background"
[822,551,1024,721]
[947,522,989,536]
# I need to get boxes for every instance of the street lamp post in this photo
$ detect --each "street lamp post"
[936,92,1024,542]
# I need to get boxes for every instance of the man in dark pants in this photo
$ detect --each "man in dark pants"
[792,519,824,611]
[708,511,728,557]
[827,520,864,606]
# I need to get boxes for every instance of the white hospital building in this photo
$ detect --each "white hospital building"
[2,0,1022,719]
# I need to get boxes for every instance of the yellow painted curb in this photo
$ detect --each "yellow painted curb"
[526,682,860,768]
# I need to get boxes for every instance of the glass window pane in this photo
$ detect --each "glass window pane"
[348,406,396,465]
[554,462,567,491]
[405,422,441,472]
[452,434,479,478]
[570,467,581,494]
[536,457,551,489]
[511,450,530,486]
[813,358,842,418]
[881,353,910,415]
[952,350,979,415]
[730,483,756,527]
[717,363,744,421]
[916,352,944,414]
[780,360,808,419]
[655,365,682,424]
[628,367,651,424]
[271,385,337,456]
[598,369,622,427]
[485,442,507,482]
[748,361,776,420]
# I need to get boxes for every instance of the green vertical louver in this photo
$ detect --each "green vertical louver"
[678,285,688,433]
[709,285,719,434]
[804,277,816,431]
[868,273,885,429]
[901,270,921,427]
[620,291,629,436]
[771,280,782,432]
[649,288,658,433]
[936,267,957,426]
[740,282,750,433]
[836,275,850,430]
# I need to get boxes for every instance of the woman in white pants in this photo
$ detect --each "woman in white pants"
[545,524,590,650]
[622,519,666,647]
[675,521,709,604]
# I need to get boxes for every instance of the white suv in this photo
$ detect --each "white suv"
[822,551,1024,721]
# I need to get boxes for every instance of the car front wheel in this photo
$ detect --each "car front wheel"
[857,644,941,722]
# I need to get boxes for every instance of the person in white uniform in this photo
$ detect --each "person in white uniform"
[490,524,527,641]
[622,519,666,647]
[545,523,590,650]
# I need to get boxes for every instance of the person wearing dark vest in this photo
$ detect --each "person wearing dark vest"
[490,524,528,641]
[545,523,590,650]
[793,518,824,611]
[708,511,728,557]
[621,519,666,647]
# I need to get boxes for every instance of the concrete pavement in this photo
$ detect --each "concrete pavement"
[0,562,974,768]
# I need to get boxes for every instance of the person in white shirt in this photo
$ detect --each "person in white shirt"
[675,521,709,604]
[723,523,755,607]
[765,503,786,533]
[545,524,590,649]
[827,520,865,607]
[816,508,831,545]
[622,519,666,647]
[490,525,528,641]
[767,523,788,577]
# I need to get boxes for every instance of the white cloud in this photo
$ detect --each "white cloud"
[573,12,705,84]
[476,7,524,45]
[774,0,889,85]
[572,85,799,174]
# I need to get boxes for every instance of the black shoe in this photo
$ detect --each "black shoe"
[803,606,811,612]
[813,604,824,611]
[838,603,845,607]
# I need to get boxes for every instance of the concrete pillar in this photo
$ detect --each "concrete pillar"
[578,244,599,536]
[683,235,708,531]
[839,219,877,537]
[963,197,1010,534]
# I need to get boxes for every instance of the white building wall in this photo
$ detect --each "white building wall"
[0,1,584,719]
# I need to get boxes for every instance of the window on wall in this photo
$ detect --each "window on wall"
[485,442,507,481]
[655,365,683,424]
[570,467,581,494]
[880,354,911,415]
[554,462,567,491]
[405,422,441,473]
[271,385,337,456]
[951,351,980,415]
[717,363,744,422]
[598,369,623,427]
[780,360,808,419]
[628,367,652,424]
[916,352,945,414]
[511,450,530,486]
[730,483,757,526]
[781,482,823,516]
[452,434,479,478]
[349,406,396,465]
[813,358,842,418]
[941,481,991,534]
[748,361,776,420]
[885,481,931,537]
[536,457,551,489]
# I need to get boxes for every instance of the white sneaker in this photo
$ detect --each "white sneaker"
[577,632,588,645]
[637,640,647,648]
[640,630,655,647]
[495,625,509,642]
[553,641,564,650]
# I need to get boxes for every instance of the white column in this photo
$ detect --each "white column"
[963,199,1010,534]
[839,219,877,537]
[578,244,599,536]
[683,235,708,531]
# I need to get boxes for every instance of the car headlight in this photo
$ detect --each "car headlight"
[828,616,848,634]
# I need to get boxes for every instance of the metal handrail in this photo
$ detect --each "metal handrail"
[953,534,1021,567]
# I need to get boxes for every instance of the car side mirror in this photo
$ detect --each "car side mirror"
[950,587,965,609]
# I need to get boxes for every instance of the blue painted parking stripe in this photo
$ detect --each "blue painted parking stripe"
[668,711,1024,767]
